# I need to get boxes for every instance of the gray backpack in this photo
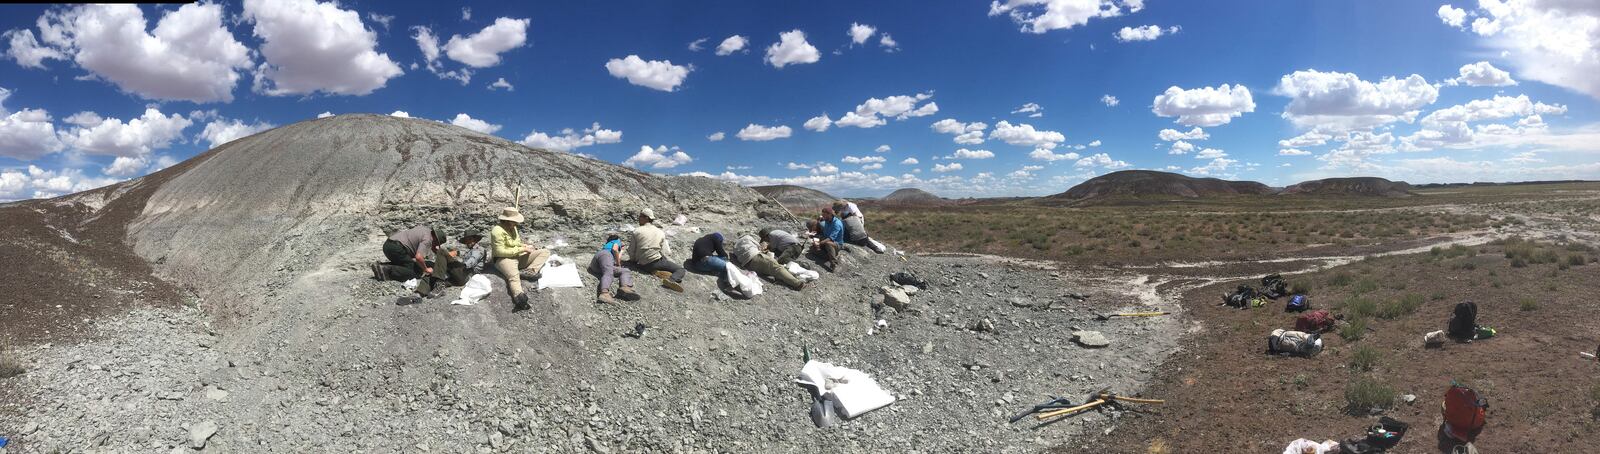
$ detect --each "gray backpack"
[1268,329,1322,357]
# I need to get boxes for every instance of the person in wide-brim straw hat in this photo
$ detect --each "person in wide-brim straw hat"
[627,207,686,292]
[490,207,549,311]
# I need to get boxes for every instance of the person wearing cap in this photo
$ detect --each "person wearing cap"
[438,230,487,286]
[688,232,729,274]
[833,201,885,253]
[372,225,447,304]
[730,233,805,291]
[627,208,685,292]
[835,199,864,221]
[491,207,550,311]
[759,227,808,267]
[588,234,638,304]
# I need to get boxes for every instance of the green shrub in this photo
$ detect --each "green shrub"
[1569,255,1587,266]
[1340,317,1368,342]
[1343,297,1378,319]
[1379,294,1425,319]
[1344,376,1396,414]
[1348,346,1380,372]
[1290,281,1312,295]
[1330,272,1354,287]
[1353,278,1379,295]
[1520,298,1539,312]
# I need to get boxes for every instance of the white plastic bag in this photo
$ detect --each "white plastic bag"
[401,278,420,291]
[450,274,493,306]
[1282,439,1339,454]
[536,254,584,290]
[794,360,895,419]
[725,262,764,297]
[785,262,820,282]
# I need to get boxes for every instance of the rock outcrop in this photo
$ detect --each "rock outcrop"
[1050,170,1274,203]
[752,184,838,215]
[1282,177,1414,197]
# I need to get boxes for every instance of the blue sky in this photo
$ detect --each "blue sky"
[2,0,1598,200]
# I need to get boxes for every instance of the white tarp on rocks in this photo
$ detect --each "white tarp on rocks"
[536,255,584,290]
[451,274,493,306]
[795,360,895,419]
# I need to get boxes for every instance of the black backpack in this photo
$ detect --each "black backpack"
[1448,301,1478,339]
[1261,274,1288,299]
[1223,285,1258,307]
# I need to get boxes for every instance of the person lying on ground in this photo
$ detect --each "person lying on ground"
[730,233,805,291]
[588,235,639,304]
[759,227,815,271]
[491,207,550,312]
[437,229,487,287]
[373,225,446,304]
[834,201,885,253]
[689,232,729,274]
[627,208,685,292]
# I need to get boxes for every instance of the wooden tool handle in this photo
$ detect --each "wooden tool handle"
[1034,399,1105,420]
[1111,396,1166,404]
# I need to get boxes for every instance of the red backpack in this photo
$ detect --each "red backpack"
[1442,383,1487,442]
[1295,309,1334,333]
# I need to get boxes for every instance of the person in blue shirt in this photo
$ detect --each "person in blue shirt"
[813,207,845,272]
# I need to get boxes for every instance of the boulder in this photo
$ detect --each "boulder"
[879,286,911,311]
[189,420,219,449]
[1072,331,1110,348]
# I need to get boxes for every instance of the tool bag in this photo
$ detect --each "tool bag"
[1295,309,1335,333]
[1261,273,1288,299]
[1223,285,1258,308]
[1267,329,1322,357]
[1442,382,1488,442]
[1365,416,1409,449]
[1447,301,1478,340]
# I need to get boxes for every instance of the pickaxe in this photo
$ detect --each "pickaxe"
[1034,388,1164,421]
[1007,395,1077,423]
[1095,311,1170,321]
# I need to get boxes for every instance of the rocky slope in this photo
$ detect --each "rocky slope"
[1049,170,1274,203]
[0,114,1182,452]
[752,184,838,216]
[1281,177,1414,197]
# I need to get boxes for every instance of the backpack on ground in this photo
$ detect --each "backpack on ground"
[1223,285,1258,308]
[1267,329,1322,357]
[1365,416,1409,450]
[1442,382,1487,442]
[1447,302,1478,340]
[1295,309,1335,333]
[1261,273,1288,299]
[1285,294,1309,312]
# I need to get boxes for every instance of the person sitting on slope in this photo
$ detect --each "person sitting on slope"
[627,208,686,292]
[490,207,551,312]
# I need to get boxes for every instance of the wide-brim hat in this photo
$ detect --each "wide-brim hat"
[459,229,484,242]
[639,208,657,221]
[498,207,524,223]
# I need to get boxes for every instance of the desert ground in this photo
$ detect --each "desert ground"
[867,182,1600,452]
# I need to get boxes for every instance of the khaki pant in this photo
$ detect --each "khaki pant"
[743,254,803,290]
[494,249,550,296]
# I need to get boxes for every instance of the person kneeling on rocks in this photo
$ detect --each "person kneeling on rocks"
[731,233,805,291]
[373,225,447,305]
[689,232,730,274]
[628,208,685,292]
[834,201,885,254]
[589,235,639,304]
[438,230,487,286]
[491,207,550,312]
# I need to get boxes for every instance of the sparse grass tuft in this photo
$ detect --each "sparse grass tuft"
[0,346,24,379]
[1348,345,1380,372]
[1378,294,1425,319]
[1329,272,1354,287]
[1289,280,1312,295]
[1352,278,1379,295]
[1520,298,1539,312]
[1340,317,1368,342]
[1344,376,1396,414]
[1343,297,1379,319]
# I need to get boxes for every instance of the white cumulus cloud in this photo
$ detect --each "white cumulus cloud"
[1449,1,1600,99]
[804,114,833,132]
[1028,148,1080,161]
[605,55,691,92]
[60,108,191,157]
[1273,69,1439,130]
[842,155,886,164]
[989,0,1145,34]
[736,123,792,141]
[1278,148,1312,156]
[198,118,274,148]
[849,23,877,44]
[933,162,963,173]
[765,30,821,68]
[21,4,252,103]
[1101,94,1120,106]
[707,131,725,141]
[1075,152,1129,169]
[1448,61,1517,87]
[449,113,501,134]
[1012,102,1044,117]
[989,121,1065,148]
[948,148,995,159]
[520,122,623,151]
[1158,127,1208,141]
[443,17,529,68]
[244,0,404,96]
[1114,25,1179,42]
[1438,4,1468,28]
[1151,84,1256,127]
[0,88,65,160]
[624,145,693,169]
[901,157,919,165]
[716,35,748,56]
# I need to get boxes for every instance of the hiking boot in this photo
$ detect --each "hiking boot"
[425,285,448,299]
[596,291,616,304]
[520,269,542,282]
[653,270,673,280]
[512,293,531,312]
[395,295,422,306]
[617,286,640,301]
[660,277,684,293]
[371,262,388,281]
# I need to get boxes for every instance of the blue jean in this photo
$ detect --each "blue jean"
[690,255,728,274]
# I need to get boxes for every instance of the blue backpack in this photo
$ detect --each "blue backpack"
[1285,294,1309,312]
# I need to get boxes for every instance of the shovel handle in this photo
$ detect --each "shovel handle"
[1110,396,1165,404]
[1115,312,1170,317]
[1035,399,1106,420]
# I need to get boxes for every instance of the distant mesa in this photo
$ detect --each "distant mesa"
[879,188,947,205]
[1051,170,1274,202]
[1282,177,1414,197]
[752,184,838,214]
